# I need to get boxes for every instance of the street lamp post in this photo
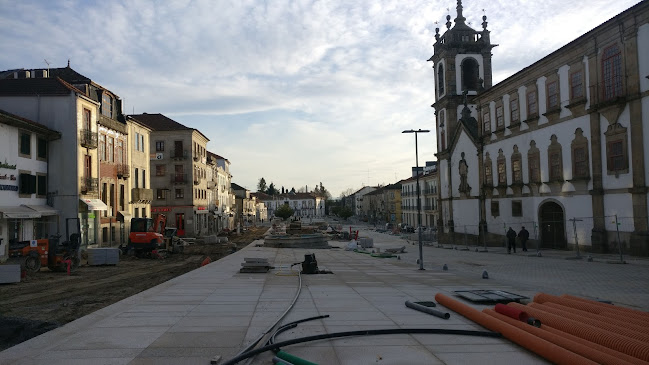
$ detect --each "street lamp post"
[403,129,430,270]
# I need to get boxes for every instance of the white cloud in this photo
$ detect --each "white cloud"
[0,0,643,196]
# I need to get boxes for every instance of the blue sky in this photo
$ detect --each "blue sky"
[0,0,642,197]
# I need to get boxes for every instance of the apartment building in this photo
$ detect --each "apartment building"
[130,113,209,237]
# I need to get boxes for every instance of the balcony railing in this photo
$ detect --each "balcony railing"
[131,188,153,203]
[116,164,130,178]
[171,149,188,160]
[80,176,98,194]
[79,129,98,149]
[171,173,188,184]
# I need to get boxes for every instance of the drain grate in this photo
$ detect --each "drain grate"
[454,290,528,303]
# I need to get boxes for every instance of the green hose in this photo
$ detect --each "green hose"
[276,350,317,365]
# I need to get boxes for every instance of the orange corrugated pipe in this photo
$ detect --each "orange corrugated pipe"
[528,302,649,343]
[562,294,649,319]
[541,302,649,335]
[434,293,598,365]
[540,325,649,365]
[535,293,649,324]
[508,302,649,361]
[482,309,640,365]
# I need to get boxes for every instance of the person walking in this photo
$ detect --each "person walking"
[518,226,530,252]
[506,227,517,254]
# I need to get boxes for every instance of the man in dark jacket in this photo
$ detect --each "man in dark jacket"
[506,227,517,254]
[518,226,530,252]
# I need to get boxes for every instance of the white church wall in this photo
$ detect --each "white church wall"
[450,132,479,198]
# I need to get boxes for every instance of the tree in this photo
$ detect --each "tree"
[317,182,331,199]
[338,206,353,220]
[267,183,277,196]
[258,178,267,193]
[275,204,294,220]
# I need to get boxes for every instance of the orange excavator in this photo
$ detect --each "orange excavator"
[125,214,167,258]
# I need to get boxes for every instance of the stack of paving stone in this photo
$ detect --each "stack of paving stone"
[239,257,271,273]
[86,248,120,265]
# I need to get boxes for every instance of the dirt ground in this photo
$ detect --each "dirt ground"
[0,227,268,351]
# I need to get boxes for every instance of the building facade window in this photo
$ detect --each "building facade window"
[37,137,47,160]
[83,108,91,130]
[528,141,540,183]
[157,189,167,200]
[512,201,522,217]
[37,174,46,196]
[156,164,166,176]
[571,128,590,179]
[602,44,623,100]
[156,141,165,152]
[604,122,628,175]
[527,90,538,116]
[461,57,480,91]
[496,106,504,129]
[135,132,140,151]
[19,131,31,156]
[570,70,584,100]
[101,93,113,118]
[107,136,114,163]
[175,188,184,199]
[497,149,507,186]
[510,98,519,123]
[438,64,445,95]
[117,140,123,164]
[547,81,559,109]
[484,153,493,186]
[99,134,106,161]
[548,135,563,182]
[483,111,491,133]
[511,145,522,183]
[491,201,499,217]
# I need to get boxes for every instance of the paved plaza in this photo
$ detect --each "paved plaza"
[1,224,647,364]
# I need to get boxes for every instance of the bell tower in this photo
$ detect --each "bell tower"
[429,0,496,153]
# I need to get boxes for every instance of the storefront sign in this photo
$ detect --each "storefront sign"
[0,184,18,191]
[152,207,172,212]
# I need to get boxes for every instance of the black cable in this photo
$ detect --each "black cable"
[221,328,502,365]
[267,315,330,347]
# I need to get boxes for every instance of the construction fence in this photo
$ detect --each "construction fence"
[428,215,646,257]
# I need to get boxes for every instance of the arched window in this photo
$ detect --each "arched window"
[438,64,445,95]
[528,141,540,183]
[484,152,493,187]
[511,145,522,184]
[461,58,480,91]
[571,128,590,179]
[602,44,623,100]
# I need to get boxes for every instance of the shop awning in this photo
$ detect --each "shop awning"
[0,206,41,219]
[22,204,59,216]
[80,198,108,211]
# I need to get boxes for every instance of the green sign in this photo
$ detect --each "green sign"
[88,213,95,219]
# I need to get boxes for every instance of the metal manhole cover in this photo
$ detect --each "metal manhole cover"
[454,290,528,303]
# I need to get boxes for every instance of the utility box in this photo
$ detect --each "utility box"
[87,248,120,266]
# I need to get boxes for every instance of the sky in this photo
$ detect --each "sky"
[0,0,643,198]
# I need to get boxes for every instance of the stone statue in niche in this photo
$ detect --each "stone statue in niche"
[458,152,471,195]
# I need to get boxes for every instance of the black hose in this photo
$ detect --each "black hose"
[221,328,502,365]
[268,315,330,347]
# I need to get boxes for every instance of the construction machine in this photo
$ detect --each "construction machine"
[124,214,168,258]
[7,218,81,273]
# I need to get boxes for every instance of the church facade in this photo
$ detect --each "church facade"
[431,1,649,255]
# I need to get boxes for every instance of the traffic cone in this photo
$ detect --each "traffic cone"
[201,257,212,267]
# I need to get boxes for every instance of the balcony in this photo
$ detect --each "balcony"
[80,176,98,194]
[193,175,201,185]
[131,188,153,204]
[79,129,98,149]
[171,173,188,184]
[116,164,130,178]
[207,180,216,189]
[171,149,188,160]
